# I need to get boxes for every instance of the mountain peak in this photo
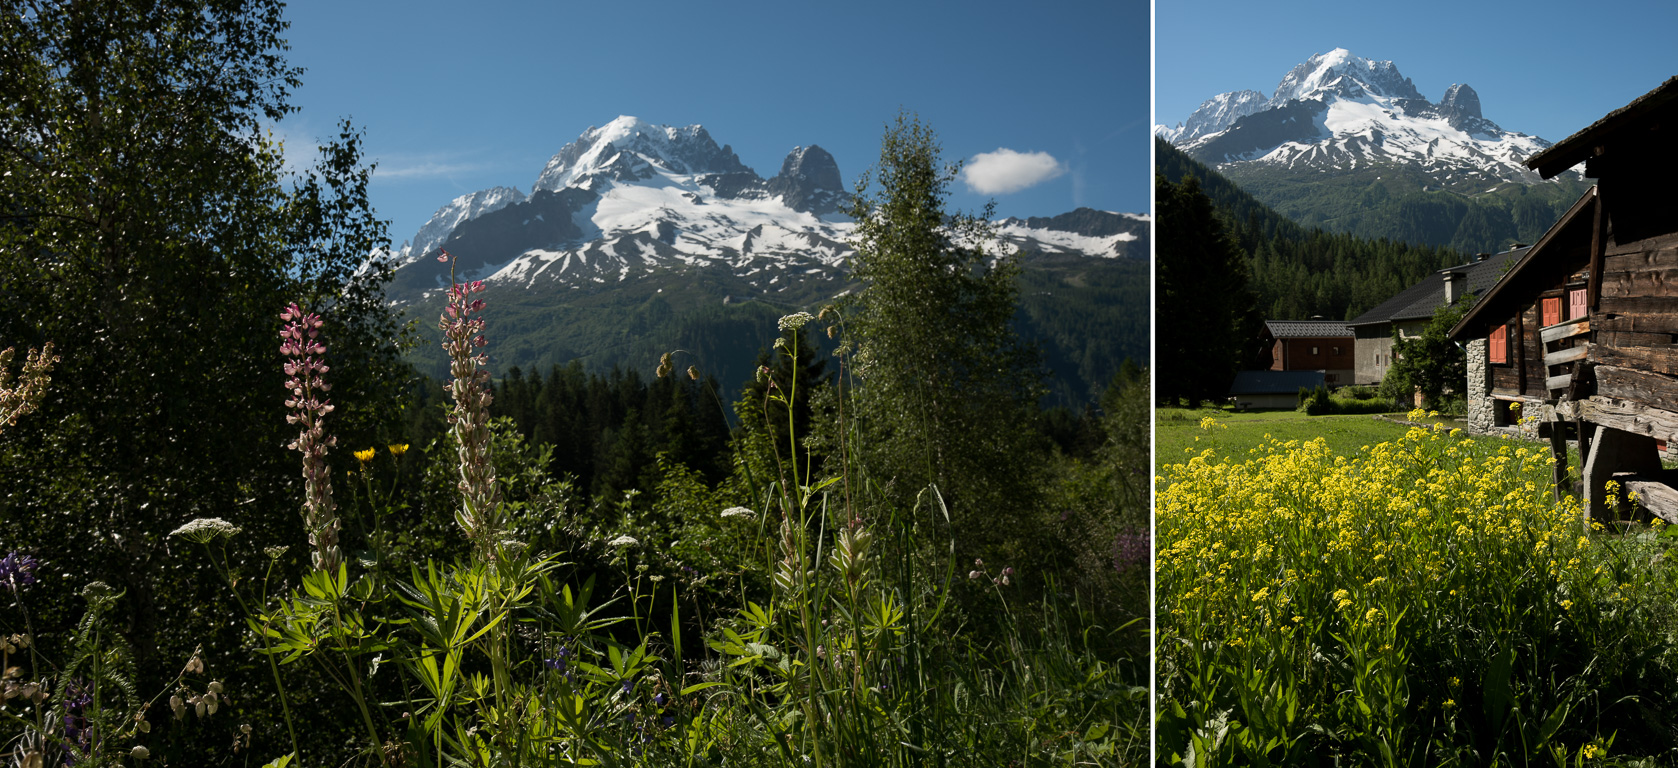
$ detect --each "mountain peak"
[402,186,526,263]
[533,118,751,193]
[1158,50,1562,190]
[767,145,846,215]
[1270,48,1422,105]
[1439,83,1483,120]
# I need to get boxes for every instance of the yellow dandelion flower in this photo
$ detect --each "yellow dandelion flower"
[354,448,376,464]
[389,443,409,457]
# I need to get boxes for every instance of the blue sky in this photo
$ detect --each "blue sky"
[1157,0,1677,149]
[279,1,1150,250]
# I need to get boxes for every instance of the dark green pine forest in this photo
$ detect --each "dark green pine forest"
[1158,138,1473,323]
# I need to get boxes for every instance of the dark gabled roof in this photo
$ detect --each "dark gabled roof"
[1450,187,1597,340]
[1263,320,1352,339]
[1528,76,1678,179]
[1348,247,1528,328]
[1228,370,1324,396]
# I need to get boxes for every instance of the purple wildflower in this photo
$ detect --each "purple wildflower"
[63,678,94,759]
[436,249,502,557]
[0,551,38,592]
[280,303,341,573]
[1112,527,1149,574]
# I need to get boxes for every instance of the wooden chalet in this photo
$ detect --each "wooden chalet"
[1257,320,1356,386]
[1450,76,1678,523]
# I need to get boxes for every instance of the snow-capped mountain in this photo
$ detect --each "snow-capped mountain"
[387,116,1143,302]
[381,116,1146,403]
[1155,49,1563,185]
[1154,90,1266,144]
[397,186,526,267]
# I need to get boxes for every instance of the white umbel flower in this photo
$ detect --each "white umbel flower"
[777,312,815,331]
[169,518,242,544]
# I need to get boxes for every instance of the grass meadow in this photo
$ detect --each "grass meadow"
[1156,408,1678,767]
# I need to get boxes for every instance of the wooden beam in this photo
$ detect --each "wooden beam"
[1604,231,1678,258]
[1594,364,1678,407]
[1590,185,1606,311]
[1546,346,1590,366]
[1588,344,1678,377]
[1547,374,1574,392]
[1579,397,1678,440]
[1550,417,1569,502]
[1517,311,1527,395]
[1620,472,1678,525]
[1541,316,1591,343]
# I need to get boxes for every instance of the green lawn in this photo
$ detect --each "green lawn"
[1155,407,1464,477]
[1155,406,1590,490]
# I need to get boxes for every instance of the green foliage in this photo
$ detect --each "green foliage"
[1299,385,1398,416]
[841,112,1046,563]
[0,1,405,758]
[1297,384,1335,415]
[1157,173,1260,408]
[1380,301,1472,414]
[1040,366,1151,619]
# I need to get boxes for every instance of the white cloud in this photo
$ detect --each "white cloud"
[960,148,1066,194]
[372,160,488,180]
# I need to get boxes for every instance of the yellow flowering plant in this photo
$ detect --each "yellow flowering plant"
[1157,420,1678,764]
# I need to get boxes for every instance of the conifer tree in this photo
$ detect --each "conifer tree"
[842,112,1043,557]
[1157,173,1260,408]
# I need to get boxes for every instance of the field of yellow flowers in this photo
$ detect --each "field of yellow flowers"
[1157,411,1678,766]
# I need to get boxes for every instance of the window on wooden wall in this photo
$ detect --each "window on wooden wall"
[1542,297,1561,327]
[1569,288,1587,320]
[1490,324,1507,364]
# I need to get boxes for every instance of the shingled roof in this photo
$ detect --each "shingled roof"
[1264,320,1352,338]
[1348,247,1528,328]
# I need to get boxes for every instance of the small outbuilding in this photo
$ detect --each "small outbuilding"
[1227,370,1326,410]
[1450,76,1678,523]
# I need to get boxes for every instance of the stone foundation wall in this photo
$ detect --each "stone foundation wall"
[1466,337,1491,433]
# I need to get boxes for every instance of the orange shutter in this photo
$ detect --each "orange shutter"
[1569,288,1587,320]
[1542,297,1561,327]
[1490,325,1507,364]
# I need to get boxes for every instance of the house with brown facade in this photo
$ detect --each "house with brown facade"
[1450,76,1678,522]
[1257,320,1356,387]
